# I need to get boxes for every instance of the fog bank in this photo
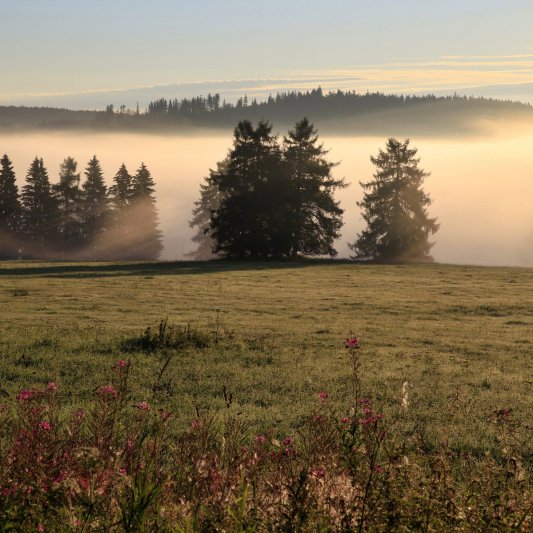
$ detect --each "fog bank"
[1,129,532,267]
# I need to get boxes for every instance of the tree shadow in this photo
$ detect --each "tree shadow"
[0,259,354,279]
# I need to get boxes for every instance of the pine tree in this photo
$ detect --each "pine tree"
[53,156,83,256]
[350,138,439,262]
[108,163,133,259]
[0,154,22,258]
[283,118,345,256]
[80,155,108,259]
[129,163,163,259]
[210,120,284,258]
[21,157,59,257]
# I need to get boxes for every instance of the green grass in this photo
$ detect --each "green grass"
[0,260,531,456]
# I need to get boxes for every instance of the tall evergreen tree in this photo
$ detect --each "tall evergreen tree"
[0,154,22,258]
[20,157,59,257]
[350,138,439,262]
[188,160,228,260]
[129,163,163,259]
[53,156,83,256]
[80,155,108,259]
[210,120,284,258]
[108,163,133,259]
[283,118,345,256]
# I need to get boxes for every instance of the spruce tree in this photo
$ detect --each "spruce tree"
[21,157,59,257]
[0,154,22,258]
[188,160,228,260]
[53,156,83,256]
[80,155,108,259]
[210,120,284,258]
[130,163,163,259]
[108,163,133,259]
[283,118,345,256]
[350,138,439,262]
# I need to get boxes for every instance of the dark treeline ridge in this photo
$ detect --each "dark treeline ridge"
[1,88,532,134]
[0,154,162,260]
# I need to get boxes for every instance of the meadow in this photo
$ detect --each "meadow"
[0,260,531,530]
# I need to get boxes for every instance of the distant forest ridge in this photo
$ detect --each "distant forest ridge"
[1,88,532,135]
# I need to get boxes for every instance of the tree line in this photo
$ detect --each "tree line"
[1,88,530,134]
[190,118,439,262]
[1,117,439,262]
[0,155,162,260]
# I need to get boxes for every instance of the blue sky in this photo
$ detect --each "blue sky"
[1,0,533,108]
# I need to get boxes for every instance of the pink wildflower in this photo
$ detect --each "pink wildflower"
[342,417,352,424]
[16,389,33,401]
[98,385,117,398]
[117,359,127,368]
[160,411,172,421]
[283,436,293,447]
[47,382,58,392]
[255,434,266,445]
[374,464,384,475]
[312,467,326,479]
[344,336,360,349]
[136,401,150,411]
[318,391,329,402]
[37,524,45,533]
[38,421,52,431]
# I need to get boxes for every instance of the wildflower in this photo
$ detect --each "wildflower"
[16,389,33,401]
[319,391,329,402]
[75,409,85,420]
[117,359,127,369]
[342,417,352,424]
[312,467,326,479]
[345,336,360,349]
[98,385,117,398]
[283,436,293,447]
[160,411,172,421]
[136,401,150,411]
[37,524,45,533]
[39,421,52,431]
[47,382,58,392]
[374,464,384,475]
[255,434,266,445]
[119,468,127,476]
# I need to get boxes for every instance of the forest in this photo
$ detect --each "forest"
[1,88,532,135]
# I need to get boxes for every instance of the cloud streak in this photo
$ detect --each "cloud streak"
[1,53,532,108]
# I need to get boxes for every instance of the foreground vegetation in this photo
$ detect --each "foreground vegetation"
[0,260,531,530]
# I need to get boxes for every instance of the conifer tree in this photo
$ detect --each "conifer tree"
[108,163,133,259]
[80,155,108,258]
[210,120,284,258]
[283,118,345,256]
[130,163,163,259]
[350,138,439,262]
[0,154,22,258]
[188,160,228,260]
[21,157,59,257]
[53,156,83,256]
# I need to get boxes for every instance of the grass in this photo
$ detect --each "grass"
[0,259,531,456]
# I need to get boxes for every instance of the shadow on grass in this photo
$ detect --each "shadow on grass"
[0,259,356,279]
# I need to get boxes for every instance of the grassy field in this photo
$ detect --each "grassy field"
[0,260,531,455]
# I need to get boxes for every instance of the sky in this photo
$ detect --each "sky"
[1,0,533,108]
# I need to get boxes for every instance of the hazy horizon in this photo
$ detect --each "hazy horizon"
[1,126,532,267]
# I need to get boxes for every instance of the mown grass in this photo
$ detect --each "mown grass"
[0,260,531,457]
